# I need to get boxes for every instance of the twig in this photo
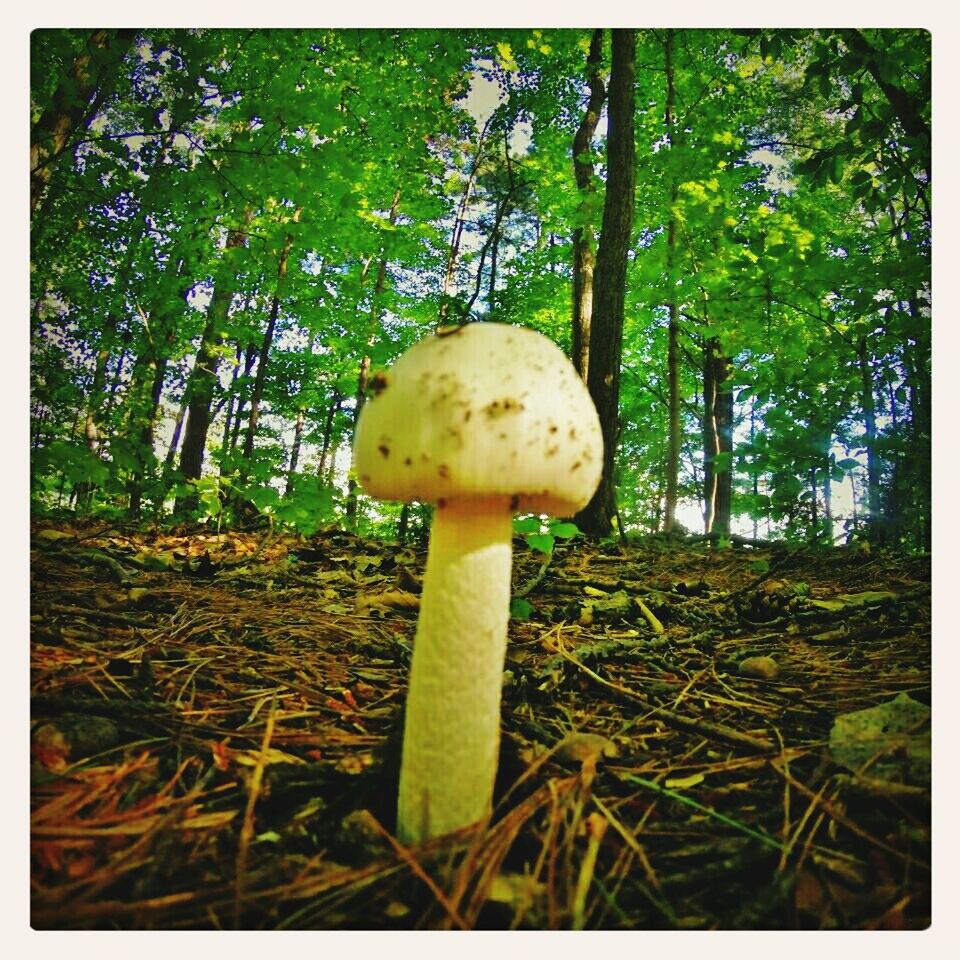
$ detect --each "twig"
[571,812,607,929]
[46,603,151,627]
[515,551,553,599]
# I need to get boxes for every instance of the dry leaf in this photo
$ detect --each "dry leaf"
[355,589,420,616]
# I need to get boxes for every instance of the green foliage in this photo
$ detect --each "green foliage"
[183,475,229,522]
[275,481,336,536]
[32,441,109,493]
[29,28,929,548]
[514,515,583,557]
[510,597,535,621]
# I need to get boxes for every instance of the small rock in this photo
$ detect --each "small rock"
[738,655,780,681]
[339,808,384,846]
[829,693,930,786]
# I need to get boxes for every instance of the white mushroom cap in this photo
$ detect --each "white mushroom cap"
[354,322,603,516]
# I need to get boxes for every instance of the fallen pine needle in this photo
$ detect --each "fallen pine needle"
[621,773,785,852]
[234,694,277,928]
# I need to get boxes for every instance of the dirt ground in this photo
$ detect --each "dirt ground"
[29,520,930,930]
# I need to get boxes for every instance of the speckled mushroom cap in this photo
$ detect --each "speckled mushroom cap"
[354,322,603,515]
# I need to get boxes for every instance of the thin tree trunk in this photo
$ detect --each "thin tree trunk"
[464,183,514,318]
[823,441,833,535]
[850,471,860,534]
[809,466,819,542]
[571,28,606,382]
[178,214,251,500]
[487,219,501,312]
[103,350,129,429]
[164,396,189,470]
[904,297,931,550]
[439,118,493,325]
[84,217,146,449]
[229,341,260,456]
[346,191,401,526]
[663,30,682,533]
[242,215,301,465]
[573,29,636,538]
[397,504,411,545]
[124,204,207,515]
[317,391,342,481]
[856,334,883,538]
[285,406,306,496]
[750,399,759,540]
[324,443,339,489]
[32,404,48,450]
[702,337,733,537]
[126,231,201,514]
[219,343,245,452]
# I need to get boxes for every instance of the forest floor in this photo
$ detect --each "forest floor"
[29,518,931,930]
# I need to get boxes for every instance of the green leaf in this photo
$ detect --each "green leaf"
[525,533,555,556]
[246,485,281,512]
[513,516,542,536]
[510,597,534,620]
[549,521,580,539]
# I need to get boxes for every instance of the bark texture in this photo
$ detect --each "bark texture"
[663,29,682,533]
[702,338,733,536]
[178,215,251,500]
[574,29,636,538]
[570,29,607,382]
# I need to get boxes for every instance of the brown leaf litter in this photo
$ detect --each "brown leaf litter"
[30,520,930,929]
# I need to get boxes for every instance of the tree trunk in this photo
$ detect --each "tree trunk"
[904,298,931,550]
[571,28,606,382]
[855,334,883,538]
[242,216,300,466]
[487,215,501,313]
[219,343,244,454]
[823,441,833,536]
[702,337,733,536]
[346,191,401,526]
[164,396,189,470]
[464,180,514,318]
[228,340,260,457]
[573,29,636,538]
[125,248,197,517]
[317,391,342,481]
[177,215,251,506]
[285,406,306,497]
[749,399,760,540]
[439,118,492,324]
[662,30,682,533]
[31,29,133,216]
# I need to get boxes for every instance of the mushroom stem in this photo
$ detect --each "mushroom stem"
[396,497,514,844]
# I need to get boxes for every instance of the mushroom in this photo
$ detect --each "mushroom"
[354,322,603,843]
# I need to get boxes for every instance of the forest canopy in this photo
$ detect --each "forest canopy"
[29,27,931,549]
